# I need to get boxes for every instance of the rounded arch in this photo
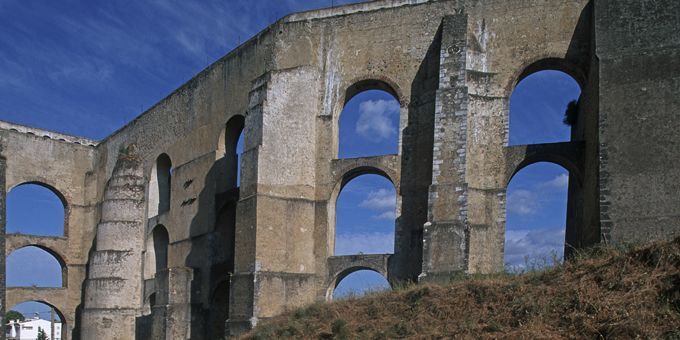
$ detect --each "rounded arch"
[7,181,68,237]
[215,114,245,192]
[508,156,582,188]
[336,78,404,159]
[334,166,396,197]
[216,115,245,159]
[326,267,390,301]
[8,244,67,269]
[7,245,67,288]
[506,58,584,146]
[507,57,586,97]
[343,77,405,106]
[148,153,173,217]
[329,166,397,218]
[151,224,169,274]
[146,292,157,310]
[8,300,67,339]
[9,300,66,320]
[504,162,571,270]
[330,169,398,256]
[8,181,68,209]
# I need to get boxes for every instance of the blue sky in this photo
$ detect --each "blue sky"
[1,0,580,307]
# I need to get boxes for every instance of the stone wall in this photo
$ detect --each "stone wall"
[595,0,680,243]
[0,0,677,338]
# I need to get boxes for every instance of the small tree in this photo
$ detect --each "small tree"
[6,310,25,322]
[37,327,48,340]
[563,100,579,127]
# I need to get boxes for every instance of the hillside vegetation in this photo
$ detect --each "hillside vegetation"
[243,237,680,339]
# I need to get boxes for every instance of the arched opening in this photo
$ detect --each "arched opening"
[216,115,245,192]
[332,269,390,300]
[338,81,401,158]
[148,153,172,217]
[335,174,396,256]
[509,68,582,146]
[207,280,230,339]
[152,225,169,274]
[7,246,65,287]
[149,293,156,307]
[8,301,65,340]
[7,183,66,236]
[504,162,569,271]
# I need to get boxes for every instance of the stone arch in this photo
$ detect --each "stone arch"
[507,57,586,97]
[504,160,577,263]
[505,144,584,187]
[335,77,404,159]
[148,153,172,217]
[328,166,399,257]
[342,76,406,107]
[215,114,245,193]
[146,292,157,309]
[8,300,68,339]
[6,245,68,288]
[325,265,389,301]
[331,162,399,198]
[151,224,169,274]
[505,59,585,146]
[7,181,69,237]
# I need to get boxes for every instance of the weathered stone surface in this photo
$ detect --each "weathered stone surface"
[0,0,678,338]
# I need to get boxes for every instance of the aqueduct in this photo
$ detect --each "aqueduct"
[0,0,678,338]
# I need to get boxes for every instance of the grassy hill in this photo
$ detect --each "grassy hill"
[243,237,680,339]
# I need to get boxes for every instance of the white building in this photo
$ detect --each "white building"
[5,317,61,340]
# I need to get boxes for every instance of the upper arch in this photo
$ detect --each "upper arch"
[6,181,69,237]
[215,114,245,160]
[342,76,405,107]
[505,57,586,98]
[8,181,69,209]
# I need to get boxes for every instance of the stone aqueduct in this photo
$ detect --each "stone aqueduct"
[0,0,678,338]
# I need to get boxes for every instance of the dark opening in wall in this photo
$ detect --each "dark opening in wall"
[152,225,169,274]
[149,154,172,217]
[216,115,245,192]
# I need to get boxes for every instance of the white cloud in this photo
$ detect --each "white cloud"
[506,189,537,215]
[504,227,565,270]
[543,174,569,189]
[335,232,394,255]
[359,189,396,211]
[355,99,399,141]
[374,211,396,220]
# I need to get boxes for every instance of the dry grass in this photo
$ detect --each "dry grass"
[243,237,680,339]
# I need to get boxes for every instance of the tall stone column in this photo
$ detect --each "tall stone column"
[80,145,146,339]
[228,67,321,335]
[420,14,470,281]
